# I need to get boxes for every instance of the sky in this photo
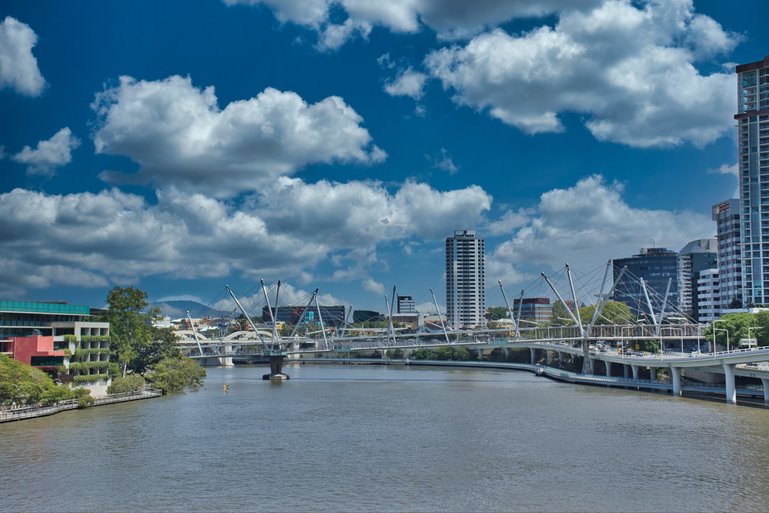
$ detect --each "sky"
[1,0,767,315]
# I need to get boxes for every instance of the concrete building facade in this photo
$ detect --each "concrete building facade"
[713,199,742,310]
[697,269,720,323]
[445,230,485,329]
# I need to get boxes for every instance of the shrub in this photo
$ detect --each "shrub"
[107,374,145,394]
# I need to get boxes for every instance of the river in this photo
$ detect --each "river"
[2,363,768,512]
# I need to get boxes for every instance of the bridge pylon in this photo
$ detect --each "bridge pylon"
[264,350,289,381]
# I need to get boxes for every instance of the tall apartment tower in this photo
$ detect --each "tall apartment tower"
[712,199,742,309]
[736,55,769,305]
[445,230,485,329]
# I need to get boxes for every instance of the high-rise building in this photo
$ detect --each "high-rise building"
[677,239,717,320]
[612,248,679,316]
[736,55,769,305]
[396,295,416,314]
[697,269,720,323]
[445,230,485,329]
[712,199,742,310]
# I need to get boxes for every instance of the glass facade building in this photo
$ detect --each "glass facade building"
[612,248,679,317]
[737,55,769,305]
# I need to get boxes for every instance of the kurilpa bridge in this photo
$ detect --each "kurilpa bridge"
[175,264,769,404]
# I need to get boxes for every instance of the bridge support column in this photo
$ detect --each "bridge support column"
[723,364,736,404]
[761,378,769,403]
[529,348,537,365]
[605,361,612,378]
[631,365,640,380]
[556,352,562,368]
[623,365,629,379]
[671,367,682,397]
[263,354,289,381]
[217,344,234,367]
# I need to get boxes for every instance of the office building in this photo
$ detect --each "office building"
[677,239,717,320]
[512,297,553,324]
[445,230,485,329]
[262,305,346,327]
[0,300,109,382]
[612,248,679,316]
[712,199,742,309]
[697,269,720,323]
[736,55,769,305]
[396,295,416,314]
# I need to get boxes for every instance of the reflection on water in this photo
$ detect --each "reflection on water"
[2,364,768,513]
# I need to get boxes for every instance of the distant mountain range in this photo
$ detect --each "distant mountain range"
[151,300,228,319]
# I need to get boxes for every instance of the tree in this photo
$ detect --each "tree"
[106,287,158,377]
[0,356,75,406]
[486,306,509,321]
[704,312,757,350]
[579,301,633,326]
[551,301,575,325]
[146,357,206,393]
[130,326,181,374]
[755,310,769,347]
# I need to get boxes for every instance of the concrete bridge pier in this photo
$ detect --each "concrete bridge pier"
[263,354,289,381]
[762,378,769,403]
[529,348,537,365]
[631,365,640,380]
[217,344,234,367]
[671,367,682,397]
[723,363,736,404]
[555,351,562,368]
[605,361,612,377]
[623,365,630,379]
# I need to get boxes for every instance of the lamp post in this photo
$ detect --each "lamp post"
[712,319,729,353]
[747,326,762,349]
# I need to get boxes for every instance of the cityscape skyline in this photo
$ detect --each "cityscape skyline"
[1,1,768,313]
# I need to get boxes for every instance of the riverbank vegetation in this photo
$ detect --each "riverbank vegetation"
[105,286,205,393]
[0,356,89,407]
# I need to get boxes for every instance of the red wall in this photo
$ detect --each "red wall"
[11,336,65,367]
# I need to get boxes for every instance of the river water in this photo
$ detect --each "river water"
[2,364,768,512]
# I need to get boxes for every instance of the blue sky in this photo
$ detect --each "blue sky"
[1,0,767,314]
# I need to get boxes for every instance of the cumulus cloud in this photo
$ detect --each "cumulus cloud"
[363,278,385,295]
[488,175,713,282]
[0,16,45,96]
[13,127,80,176]
[0,177,491,295]
[259,177,491,243]
[225,0,601,47]
[425,0,738,148]
[384,67,428,99]
[92,75,385,196]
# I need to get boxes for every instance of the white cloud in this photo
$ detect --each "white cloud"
[92,75,385,196]
[426,148,458,174]
[225,0,601,47]
[384,67,428,99]
[425,0,738,148]
[0,16,45,96]
[363,278,385,295]
[259,177,491,243]
[0,177,492,295]
[13,127,80,176]
[488,175,713,281]
[712,162,738,178]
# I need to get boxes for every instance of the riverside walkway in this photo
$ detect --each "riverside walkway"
[0,387,162,423]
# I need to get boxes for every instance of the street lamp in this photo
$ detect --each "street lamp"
[746,326,762,349]
[713,327,729,354]
[712,319,729,353]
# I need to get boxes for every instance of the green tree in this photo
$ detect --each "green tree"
[551,301,575,325]
[130,326,181,374]
[486,306,509,321]
[107,374,146,394]
[579,301,633,325]
[146,356,206,394]
[704,312,757,350]
[754,310,769,347]
[0,356,75,406]
[107,286,157,377]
